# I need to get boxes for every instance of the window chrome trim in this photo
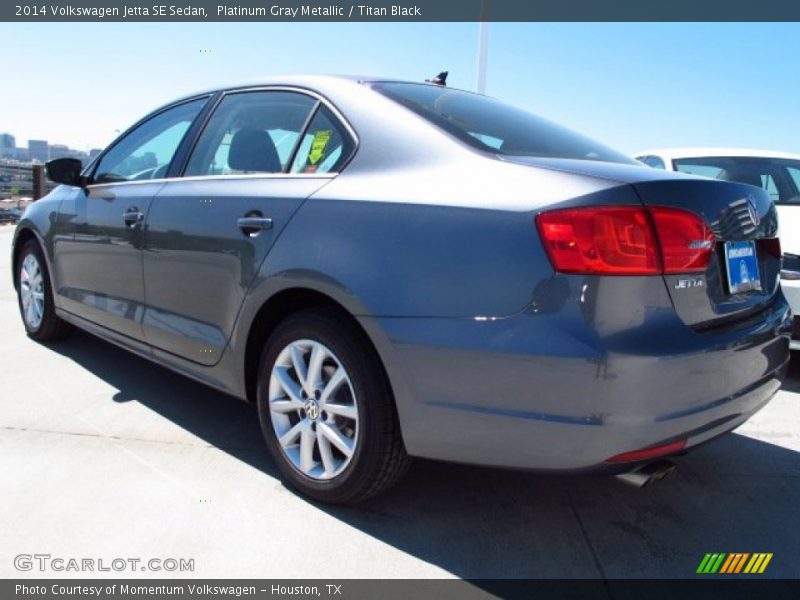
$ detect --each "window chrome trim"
[85,172,336,190]
[84,85,358,189]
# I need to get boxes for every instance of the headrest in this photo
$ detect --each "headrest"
[228,128,281,173]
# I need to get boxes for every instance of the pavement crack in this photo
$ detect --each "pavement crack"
[0,425,209,448]
[563,477,614,597]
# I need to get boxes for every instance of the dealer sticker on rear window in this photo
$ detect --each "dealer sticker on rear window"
[724,240,761,294]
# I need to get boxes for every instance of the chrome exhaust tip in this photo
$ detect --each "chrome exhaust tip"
[615,459,677,489]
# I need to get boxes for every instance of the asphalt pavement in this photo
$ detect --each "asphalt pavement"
[1,225,798,579]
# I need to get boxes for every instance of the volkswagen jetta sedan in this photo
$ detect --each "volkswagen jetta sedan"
[12,76,791,504]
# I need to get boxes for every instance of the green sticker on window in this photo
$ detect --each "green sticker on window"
[308,130,332,166]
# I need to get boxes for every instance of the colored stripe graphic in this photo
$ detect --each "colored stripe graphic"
[697,553,727,573]
[719,554,736,573]
[700,552,774,574]
[744,553,773,574]
[733,553,750,573]
[720,553,749,573]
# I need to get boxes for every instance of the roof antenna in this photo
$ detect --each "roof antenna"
[426,71,448,86]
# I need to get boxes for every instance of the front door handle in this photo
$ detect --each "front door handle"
[123,207,144,227]
[237,216,273,236]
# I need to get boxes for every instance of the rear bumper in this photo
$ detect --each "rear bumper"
[368,293,791,471]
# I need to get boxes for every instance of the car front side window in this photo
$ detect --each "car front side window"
[185,91,318,176]
[92,98,206,184]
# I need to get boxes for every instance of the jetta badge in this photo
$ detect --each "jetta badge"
[675,278,705,289]
[746,195,761,227]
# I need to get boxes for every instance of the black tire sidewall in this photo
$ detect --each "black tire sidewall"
[256,310,392,503]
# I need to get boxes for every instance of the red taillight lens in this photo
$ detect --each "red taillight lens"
[536,206,715,276]
[536,207,660,275]
[649,207,715,273]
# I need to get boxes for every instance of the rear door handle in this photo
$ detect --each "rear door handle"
[237,216,273,236]
[123,207,144,227]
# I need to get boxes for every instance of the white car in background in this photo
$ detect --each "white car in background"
[635,148,800,349]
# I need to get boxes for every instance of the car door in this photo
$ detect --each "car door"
[141,89,355,365]
[55,97,207,341]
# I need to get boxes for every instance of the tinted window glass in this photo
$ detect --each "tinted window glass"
[291,106,354,174]
[787,167,800,201]
[373,82,636,164]
[186,91,317,176]
[673,156,800,204]
[674,163,724,178]
[638,155,666,169]
[93,98,206,183]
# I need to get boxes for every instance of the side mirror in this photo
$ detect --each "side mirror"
[46,158,84,187]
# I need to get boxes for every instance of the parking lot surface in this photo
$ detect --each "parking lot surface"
[1,225,798,579]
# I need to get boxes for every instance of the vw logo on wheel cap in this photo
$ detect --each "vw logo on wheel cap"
[305,399,320,420]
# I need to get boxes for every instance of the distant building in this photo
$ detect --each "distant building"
[28,140,49,163]
[88,148,102,161]
[0,133,16,159]
[49,144,67,158]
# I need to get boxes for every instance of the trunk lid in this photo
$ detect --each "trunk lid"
[500,156,781,328]
[632,178,780,328]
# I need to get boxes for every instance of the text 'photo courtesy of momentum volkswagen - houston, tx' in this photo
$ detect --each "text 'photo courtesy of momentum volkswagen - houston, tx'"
[12,75,791,504]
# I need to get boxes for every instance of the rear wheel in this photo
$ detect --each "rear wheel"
[257,309,410,504]
[16,239,72,341]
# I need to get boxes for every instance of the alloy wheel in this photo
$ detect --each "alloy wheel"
[268,339,359,480]
[20,253,45,330]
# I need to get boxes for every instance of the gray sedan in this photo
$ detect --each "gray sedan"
[11,76,791,503]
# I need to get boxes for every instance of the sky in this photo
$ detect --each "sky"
[2,22,800,155]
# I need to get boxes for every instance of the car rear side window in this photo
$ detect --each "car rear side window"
[92,98,206,184]
[290,105,354,174]
[185,91,317,176]
[372,82,636,165]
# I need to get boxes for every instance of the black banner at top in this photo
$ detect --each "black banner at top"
[4,0,800,22]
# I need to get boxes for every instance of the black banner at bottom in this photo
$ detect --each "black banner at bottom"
[5,579,800,600]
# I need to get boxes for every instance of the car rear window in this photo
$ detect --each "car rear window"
[673,157,800,204]
[372,82,636,165]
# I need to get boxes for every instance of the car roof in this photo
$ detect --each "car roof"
[168,74,448,103]
[635,147,800,161]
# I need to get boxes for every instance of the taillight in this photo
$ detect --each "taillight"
[536,205,715,276]
[536,207,660,275]
[649,207,714,274]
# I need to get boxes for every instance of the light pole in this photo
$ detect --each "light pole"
[476,1,489,94]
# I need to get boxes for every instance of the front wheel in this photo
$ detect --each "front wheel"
[257,309,410,504]
[16,239,72,341]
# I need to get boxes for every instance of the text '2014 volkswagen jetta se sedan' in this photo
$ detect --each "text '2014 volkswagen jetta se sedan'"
[12,76,791,503]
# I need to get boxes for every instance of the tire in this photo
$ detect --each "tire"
[257,308,410,504]
[16,239,72,341]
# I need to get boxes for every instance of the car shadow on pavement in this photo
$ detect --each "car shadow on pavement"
[47,331,800,579]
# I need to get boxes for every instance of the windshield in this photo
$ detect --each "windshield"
[372,82,637,165]
[673,156,800,204]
